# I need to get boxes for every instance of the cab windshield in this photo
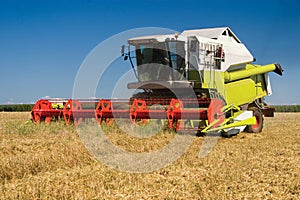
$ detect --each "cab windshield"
[134,41,185,81]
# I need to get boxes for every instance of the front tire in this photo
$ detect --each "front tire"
[245,107,264,133]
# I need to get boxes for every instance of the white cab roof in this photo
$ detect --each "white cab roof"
[181,27,241,43]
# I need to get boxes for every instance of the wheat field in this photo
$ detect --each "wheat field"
[0,112,299,199]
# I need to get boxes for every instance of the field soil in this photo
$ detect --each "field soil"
[0,112,299,199]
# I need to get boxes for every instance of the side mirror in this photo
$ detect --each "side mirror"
[124,55,128,60]
[121,45,125,56]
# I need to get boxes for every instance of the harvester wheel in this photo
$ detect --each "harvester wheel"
[245,107,263,133]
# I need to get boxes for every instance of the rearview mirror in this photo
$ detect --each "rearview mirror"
[121,45,125,56]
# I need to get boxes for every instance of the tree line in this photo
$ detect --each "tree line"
[0,104,300,112]
[273,105,300,112]
[0,104,34,112]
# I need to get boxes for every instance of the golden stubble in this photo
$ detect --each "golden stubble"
[0,112,299,199]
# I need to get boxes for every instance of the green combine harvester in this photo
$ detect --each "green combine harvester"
[32,27,283,137]
[122,27,283,136]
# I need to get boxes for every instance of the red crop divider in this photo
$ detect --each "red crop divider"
[63,100,83,125]
[31,99,63,124]
[31,100,53,123]
[207,98,225,128]
[95,99,114,126]
[129,99,149,125]
[167,99,185,131]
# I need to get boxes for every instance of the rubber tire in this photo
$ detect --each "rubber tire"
[245,107,264,133]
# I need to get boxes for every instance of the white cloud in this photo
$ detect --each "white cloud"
[6,98,15,104]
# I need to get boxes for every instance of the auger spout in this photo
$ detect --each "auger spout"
[224,64,283,82]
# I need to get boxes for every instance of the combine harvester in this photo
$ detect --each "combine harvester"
[31,27,283,136]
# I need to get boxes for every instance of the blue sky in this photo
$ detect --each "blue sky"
[0,0,299,105]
